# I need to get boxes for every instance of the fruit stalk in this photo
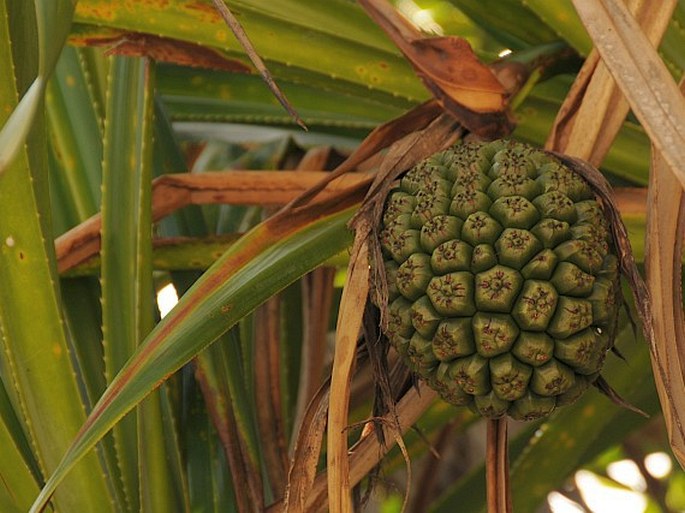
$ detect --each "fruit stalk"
[486,418,512,513]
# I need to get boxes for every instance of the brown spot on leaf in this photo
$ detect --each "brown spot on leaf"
[100,33,251,73]
[184,1,222,23]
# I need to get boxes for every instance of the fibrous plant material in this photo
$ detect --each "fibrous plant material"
[379,140,621,420]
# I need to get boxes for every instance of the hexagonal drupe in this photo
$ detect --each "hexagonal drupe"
[432,318,475,361]
[495,228,543,269]
[512,280,559,331]
[426,272,476,316]
[489,353,532,401]
[396,253,433,300]
[472,312,519,357]
[475,265,523,312]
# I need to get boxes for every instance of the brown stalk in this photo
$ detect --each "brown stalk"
[289,147,340,440]
[486,419,511,513]
[294,146,338,172]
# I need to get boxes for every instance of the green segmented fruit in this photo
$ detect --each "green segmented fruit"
[380,140,620,420]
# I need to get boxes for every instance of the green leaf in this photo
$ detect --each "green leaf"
[0,0,74,176]
[522,0,592,55]
[157,64,406,130]
[30,202,356,512]
[47,46,127,512]
[0,378,41,513]
[100,56,146,512]
[73,0,427,102]
[35,0,76,75]
[100,55,177,512]
[0,79,45,176]
[158,378,192,511]
[183,370,236,513]
[46,45,103,228]
[0,1,114,510]
[448,0,558,50]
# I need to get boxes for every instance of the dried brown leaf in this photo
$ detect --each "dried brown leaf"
[278,383,437,513]
[645,79,685,466]
[570,0,685,189]
[547,0,676,162]
[291,268,336,440]
[283,383,330,513]
[409,37,508,109]
[327,239,370,513]
[357,0,512,138]
[570,0,685,466]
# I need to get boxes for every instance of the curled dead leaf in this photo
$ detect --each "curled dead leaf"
[410,37,507,111]
[357,0,512,138]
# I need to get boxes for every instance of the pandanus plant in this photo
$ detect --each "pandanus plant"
[0,1,684,513]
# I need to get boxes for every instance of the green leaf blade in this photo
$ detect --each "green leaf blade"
[73,0,427,102]
[0,1,114,511]
[100,55,178,512]
[31,204,355,512]
[46,45,103,227]
[0,378,41,512]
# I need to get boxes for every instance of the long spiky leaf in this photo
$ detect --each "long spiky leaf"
[30,198,359,512]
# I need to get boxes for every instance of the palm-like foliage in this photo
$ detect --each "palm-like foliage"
[0,1,684,512]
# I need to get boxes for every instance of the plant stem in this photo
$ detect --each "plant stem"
[486,418,512,513]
